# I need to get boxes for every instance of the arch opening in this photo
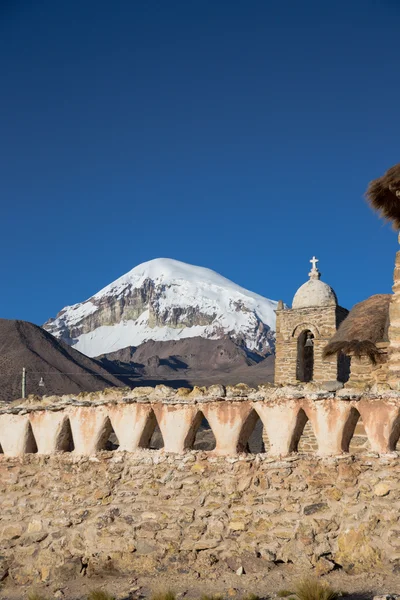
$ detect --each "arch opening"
[56,418,75,452]
[289,409,311,453]
[26,422,38,454]
[297,419,318,454]
[149,422,164,450]
[90,416,118,452]
[186,411,216,451]
[296,330,314,382]
[105,422,120,451]
[341,407,361,453]
[348,409,370,454]
[134,409,164,450]
[237,409,266,454]
[390,413,400,451]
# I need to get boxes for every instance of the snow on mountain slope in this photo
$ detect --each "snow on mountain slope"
[43,258,278,357]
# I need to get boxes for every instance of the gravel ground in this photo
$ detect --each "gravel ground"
[1,564,400,600]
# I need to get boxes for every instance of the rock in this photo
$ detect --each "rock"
[135,540,157,555]
[241,554,273,574]
[207,385,226,397]
[236,566,244,576]
[228,521,246,531]
[303,503,328,515]
[27,519,43,533]
[154,385,175,398]
[322,380,344,392]
[335,525,383,574]
[315,557,335,576]
[193,538,221,551]
[374,483,391,497]
[2,524,25,539]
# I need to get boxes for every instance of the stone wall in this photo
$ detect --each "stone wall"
[2,386,400,585]
[347,344,389,389]
[275,306,349,385]
[388,248,400,389]
[2,452,400,586]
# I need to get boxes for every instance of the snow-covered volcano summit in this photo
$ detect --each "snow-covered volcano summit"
[44,258,278,358]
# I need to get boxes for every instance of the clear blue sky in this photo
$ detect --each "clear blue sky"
[1,0,399,325]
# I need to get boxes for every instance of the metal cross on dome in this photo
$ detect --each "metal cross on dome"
[308,256,321,280]
[310,256,319,270]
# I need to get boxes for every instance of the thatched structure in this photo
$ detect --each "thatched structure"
[366,163,400,229]
[323,294,391,365]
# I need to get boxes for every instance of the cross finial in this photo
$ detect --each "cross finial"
[310,256,319,270]
[308,256,321,280]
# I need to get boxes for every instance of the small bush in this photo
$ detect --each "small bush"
[278,592,294,598]
[27,593,49,600]
[294,578,339,600]
[151,592,176,600]
[87,591,115,600]
[243,595,260,600]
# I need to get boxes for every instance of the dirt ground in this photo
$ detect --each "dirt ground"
[1,564,400,600]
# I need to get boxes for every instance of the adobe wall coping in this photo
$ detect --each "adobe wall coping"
[2,381,400,416]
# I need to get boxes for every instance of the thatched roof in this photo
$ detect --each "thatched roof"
[323,294,391,364]
[366,163,400,229]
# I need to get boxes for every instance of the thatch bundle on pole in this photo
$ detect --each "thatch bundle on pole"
[366,163,400,229]
[323,294,391,364]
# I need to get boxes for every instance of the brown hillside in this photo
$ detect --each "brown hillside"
[0,319,122,402]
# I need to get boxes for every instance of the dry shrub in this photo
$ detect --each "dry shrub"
[294,577,339,600]
[366,163,400,229]
[151,592,176,600]
[87,590,115,600]
[27,593,49,600]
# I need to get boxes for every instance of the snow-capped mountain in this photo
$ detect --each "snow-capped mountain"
[43,258,278,358]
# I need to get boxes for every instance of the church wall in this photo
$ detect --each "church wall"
[347,343,389,388]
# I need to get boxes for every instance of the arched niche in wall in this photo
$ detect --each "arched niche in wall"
[296,329,314,382]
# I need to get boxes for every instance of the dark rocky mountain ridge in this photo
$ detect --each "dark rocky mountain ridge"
[97,335,275,388]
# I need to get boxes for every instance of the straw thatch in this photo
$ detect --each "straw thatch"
[323,294,391,364]
[366,163,400,229]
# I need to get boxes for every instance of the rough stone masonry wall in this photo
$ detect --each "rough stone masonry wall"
[2,452,400,586]
[388,248,400,389]
[348,344,389,389]
[2,384,400,585]
[275,306,348,385]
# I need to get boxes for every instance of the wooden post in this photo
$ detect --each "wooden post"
[22,367,26,399]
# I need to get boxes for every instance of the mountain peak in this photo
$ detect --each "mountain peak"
[94,258,261,300]
[44,259,278,358]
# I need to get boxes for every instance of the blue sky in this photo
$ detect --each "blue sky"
[1,0,399,324]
